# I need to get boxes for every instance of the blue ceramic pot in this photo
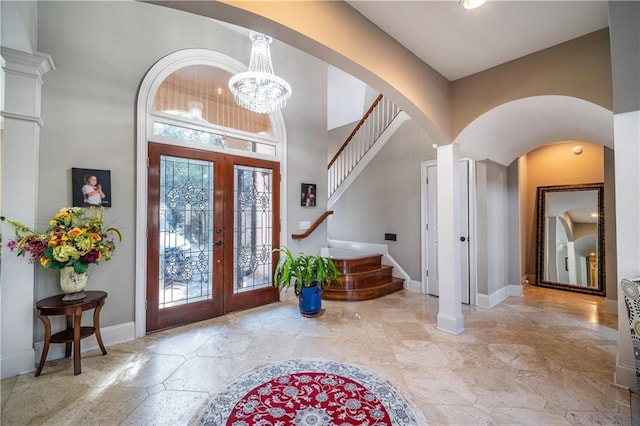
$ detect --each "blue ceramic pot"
[298,282,323,316]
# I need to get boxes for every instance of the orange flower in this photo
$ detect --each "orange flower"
[90,233,102,242]
[40,257,50,267]
[67,227,84,238]
[48,237,58,247]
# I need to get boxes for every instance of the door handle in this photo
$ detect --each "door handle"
[214,240,223,246]
[460,236,466,242]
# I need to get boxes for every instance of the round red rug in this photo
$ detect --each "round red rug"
[193,359,426,426]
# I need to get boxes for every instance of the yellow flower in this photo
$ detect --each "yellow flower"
[67,227,84,238]
[48,237,58,247]
[40,257,50,267]
[54,212,69,220]
[49,220,56,226]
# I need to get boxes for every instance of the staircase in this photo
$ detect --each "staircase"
[327,94,408,208]
[323,253,404,301]
[323,96,408,301]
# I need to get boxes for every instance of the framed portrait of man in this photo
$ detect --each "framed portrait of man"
[72,168,112,208]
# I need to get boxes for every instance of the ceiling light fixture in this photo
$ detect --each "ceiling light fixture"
[229,31,292,114]
[461,0,487,9]
[572,145,584,155]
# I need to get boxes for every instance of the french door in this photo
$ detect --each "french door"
[146,143,279,332]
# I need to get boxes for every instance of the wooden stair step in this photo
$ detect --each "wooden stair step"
[330,254,383,273]
[324,277,404,301]
[334,265,394,289]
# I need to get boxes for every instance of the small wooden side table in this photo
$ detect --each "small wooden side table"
[34,290,108,376]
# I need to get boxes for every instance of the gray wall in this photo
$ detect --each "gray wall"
[507,161,522,286]
[486,161,508,293]
[1,1,37,53]
[36,1,328,334]
[475,160,509,295]
[609,1,640,114]
[604,147,617,306]
[328,119,436,280]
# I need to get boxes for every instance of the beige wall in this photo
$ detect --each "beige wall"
[523,141,604,278]
[451,29,612,138]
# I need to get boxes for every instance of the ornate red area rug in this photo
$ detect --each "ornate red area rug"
[193,359,426,425]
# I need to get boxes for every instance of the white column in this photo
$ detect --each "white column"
[546,216,558,281]
[615,110,640,391]
[567,241,578,285]
[436,143,464,334]
[0,47,54,379]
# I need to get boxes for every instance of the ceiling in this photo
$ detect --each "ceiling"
[149,0,614,164]
[346,1,610,81]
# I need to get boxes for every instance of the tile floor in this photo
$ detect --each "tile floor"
[1,285,637,425]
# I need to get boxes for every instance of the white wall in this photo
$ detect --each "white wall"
[328,119,436,280]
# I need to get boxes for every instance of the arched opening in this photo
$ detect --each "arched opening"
[135,49,287,335]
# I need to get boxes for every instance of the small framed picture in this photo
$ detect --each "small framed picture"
[301,183,316,207]
[72,168,112,208]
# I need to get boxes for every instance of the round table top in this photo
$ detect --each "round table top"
[35,290,108,309]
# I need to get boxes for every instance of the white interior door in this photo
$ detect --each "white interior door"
[425,160,470,304]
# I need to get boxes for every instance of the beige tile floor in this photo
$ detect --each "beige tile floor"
[1,285,637,425]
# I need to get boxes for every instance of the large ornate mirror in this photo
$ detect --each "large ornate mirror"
[535,183,605,296]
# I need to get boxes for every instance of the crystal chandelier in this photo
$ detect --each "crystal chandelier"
[229,31,292,114]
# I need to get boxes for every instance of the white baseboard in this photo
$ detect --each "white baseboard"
[1,348,36,379]
[436,312,464,335]
[508,284,523,297]
[476,285,517,309]
[605,298,618,316]
[404,280,422,293]
[615,362,637,393]
[34,321,135,363]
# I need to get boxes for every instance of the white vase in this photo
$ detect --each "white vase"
[60,266,88,301]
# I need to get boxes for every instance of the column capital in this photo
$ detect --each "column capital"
[1,47,55,79]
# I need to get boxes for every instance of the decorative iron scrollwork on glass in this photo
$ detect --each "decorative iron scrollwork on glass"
[159,156,214,307]
[233,165,273,293]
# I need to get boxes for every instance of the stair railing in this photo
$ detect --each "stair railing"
[291,211,334,240]
[327,94,401,198]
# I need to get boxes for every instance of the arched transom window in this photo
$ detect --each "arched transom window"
[150,64,279,157]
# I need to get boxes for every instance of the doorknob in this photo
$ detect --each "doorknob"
[214,240,223,246]
[460,236,466,242]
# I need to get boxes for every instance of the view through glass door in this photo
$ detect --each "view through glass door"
[146,143,279,332]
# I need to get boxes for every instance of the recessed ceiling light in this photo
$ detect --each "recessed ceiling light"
[461,0,487,10]
[572,145,584,155]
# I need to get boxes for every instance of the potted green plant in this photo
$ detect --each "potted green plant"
[273,246,340,316]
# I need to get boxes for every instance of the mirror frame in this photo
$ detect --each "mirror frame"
[535,183,605,296]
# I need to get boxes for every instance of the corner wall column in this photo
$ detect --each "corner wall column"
[436,143,464,334]
[0,47,54,379]
[608,0,640,391]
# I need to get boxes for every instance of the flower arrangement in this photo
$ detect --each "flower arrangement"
[1,206,121,274]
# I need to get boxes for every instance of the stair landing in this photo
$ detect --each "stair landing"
[323,253,404,301]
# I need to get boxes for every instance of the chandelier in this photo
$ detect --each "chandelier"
[229,31,292,114]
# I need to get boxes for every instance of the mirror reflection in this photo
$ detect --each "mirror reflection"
[535,183,605,295]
